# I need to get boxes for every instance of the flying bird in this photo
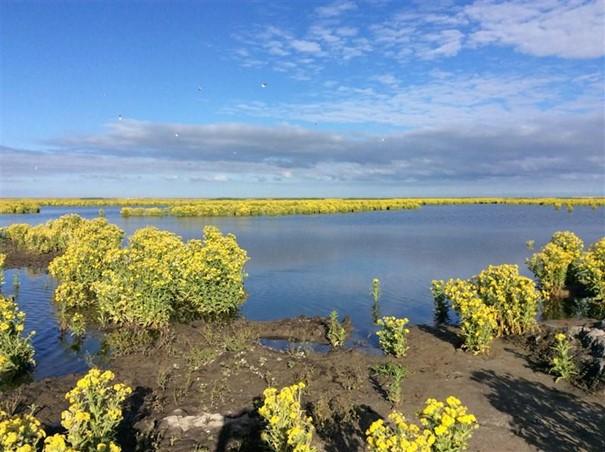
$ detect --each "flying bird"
[118,115,123,121]
[260,82,268,88]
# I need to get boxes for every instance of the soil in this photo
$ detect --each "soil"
[1,318,603,452]
[0,239,59,270]
[1,246,604,451]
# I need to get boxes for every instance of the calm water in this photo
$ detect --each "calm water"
[1,205,604,378]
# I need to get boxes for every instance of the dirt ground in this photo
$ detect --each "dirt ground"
[1,246,604,451]
[1,317,603,452]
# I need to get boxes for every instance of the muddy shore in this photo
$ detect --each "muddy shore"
[1,246,604,451]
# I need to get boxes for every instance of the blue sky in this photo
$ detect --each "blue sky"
[1,0,604,197]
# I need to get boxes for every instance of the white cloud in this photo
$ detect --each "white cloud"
[315,0,357,18]
[290,39,322,53]
[465,0,605,58]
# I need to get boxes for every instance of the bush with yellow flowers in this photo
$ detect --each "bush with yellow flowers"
[0,252,5,286]
[258,382,317,452]
[366,396,477,452]
[366,411,435,451]
[550,332,577,383]
[1,214,85,254]
[433,265,538,354]
[54,368,131,451]
[419,396,478,451]
[49,218,124,309]
[93,227,185,328]
[473,264,539,336]
[0,294,35,380]
[174,225,249,320]
[0,409,46,451]
[376,316,410,358]
[433,280,498,355]
[527,231,584,300]
[0,200,40,214]
[570,238,605,317]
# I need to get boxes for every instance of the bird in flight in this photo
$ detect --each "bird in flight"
[261,82,268,88]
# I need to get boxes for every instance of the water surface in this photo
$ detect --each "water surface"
[1,205,603,378]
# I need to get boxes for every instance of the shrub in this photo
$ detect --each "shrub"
[1,214,85,254]
[473,265,539,336]
[371,362,407,405]
[0,409,46,451]
[326,310,347,349]
[419,396,478,451]
[433,264,538,353]
[571,238,605,303]
[49,218,123,309]
[527,231,583,300]
[0,295,35,380]
[93,227,185,328]
[258,382,316,452]
[376,317,410,358]
[175,226,248,319]
[550,333,577,383]
[436,279,498,354]
[0,253,5,286]
[366,397,477,452]
[59,368,131,451]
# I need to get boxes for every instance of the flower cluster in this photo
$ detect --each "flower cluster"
[527,231,584,301]
[0,294,35,379]
[367,411,435,451]
[57,368,131,451]
[419,396,478,451]
[0,410,46,451]
[550,332,577,383]
[1,214,85,254]
[49,217,124,309]
[570,238,605,313]
[376,317,410,358]
[0,253,5,285]
[258,382,316,452]
[434,264,539,353]
[0,201,40,214]
[473,265,539,336]
[366,397,477,452]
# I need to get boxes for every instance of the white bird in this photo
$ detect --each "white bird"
[118,115,123,121]
[175,133,179,137]
[261,82,268,88]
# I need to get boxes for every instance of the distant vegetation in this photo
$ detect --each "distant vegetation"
[1,197,604,216]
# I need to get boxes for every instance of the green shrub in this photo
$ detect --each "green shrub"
[527,231,583,300]
[93,227,185,328]
[326,310,347,349]
[0,295,35,380]
[175,226,248,319]
[376,317,410,358]
[49,218,123,309]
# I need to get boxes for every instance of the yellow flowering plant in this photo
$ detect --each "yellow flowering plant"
[570,238,605,317]
[0,253,5,286]
[59,368,131,451]
[376,317,410,358]
[366,411,435,451]
[527,231,583,300]
[0,409,46,451]
[473,264,539,336]
[419,396,478,451]
[258,382,317,452]
[175,226,249,320]
[0,294,35,380]
[49,218,124,309]
[1,214,85,254]
[550,332,577,382]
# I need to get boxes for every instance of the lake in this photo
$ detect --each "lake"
[1,205,603,379]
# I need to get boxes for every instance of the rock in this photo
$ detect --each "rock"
[159,410,257,438]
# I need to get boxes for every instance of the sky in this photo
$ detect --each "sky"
[0,0,604,198]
